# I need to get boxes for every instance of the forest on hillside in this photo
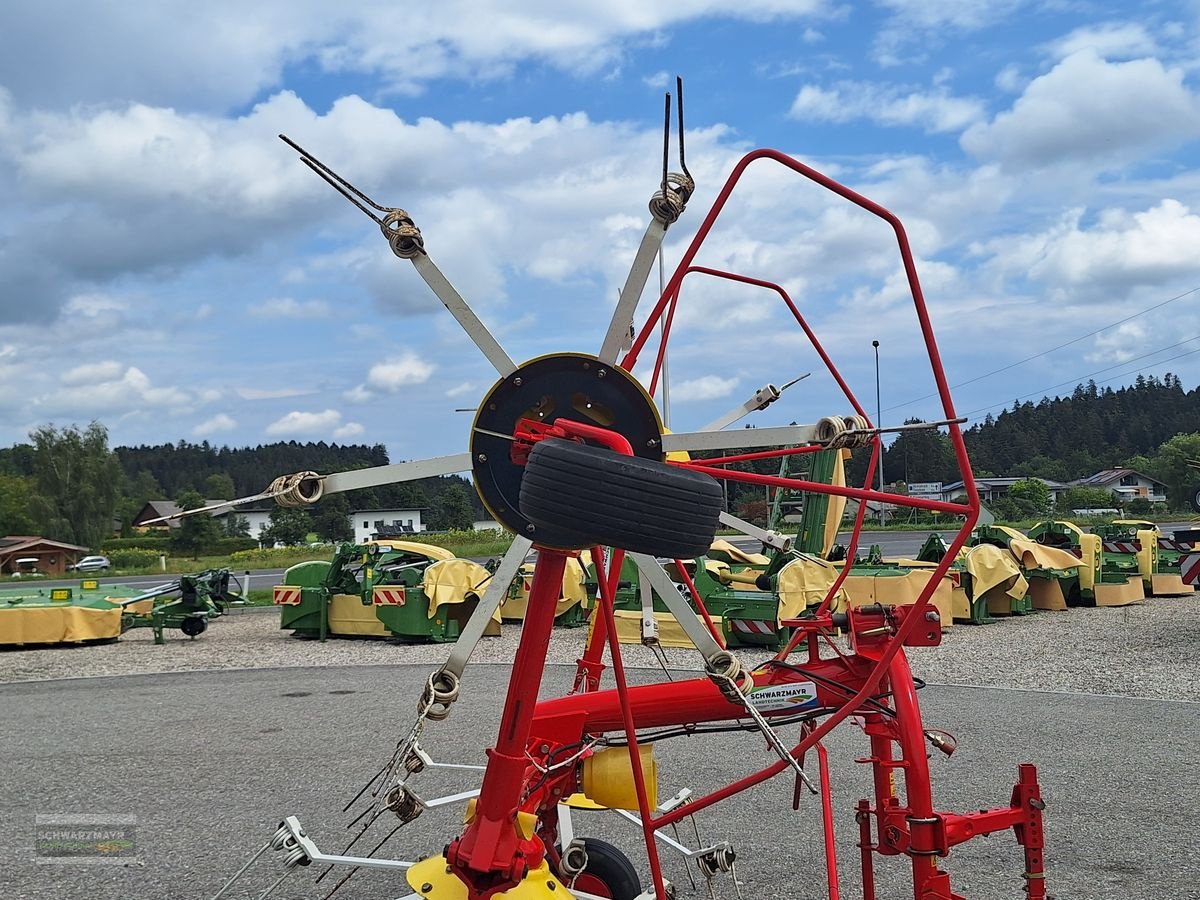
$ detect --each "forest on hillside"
[0,428,483,549]
[843,374,1200,507]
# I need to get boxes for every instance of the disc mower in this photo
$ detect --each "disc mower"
[202,81,1048,900]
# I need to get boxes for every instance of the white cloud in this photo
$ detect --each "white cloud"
[333,421,365,439]
[343,384,374,403]
[642,71,670,88]
[247,297,331,318]
[194,413,236,434]
[961,49,1200,169]
[44,364,190,413]
[236,386,315,400]
[1048,23,1157,61]
[873,0,1030,65]
[265,409,343,436]
[671,375,740,402]
[445,381,475,398]
[60,360,126,386]
[790,81,984,133]
[980,200,1200,291]
[366,353,435,390]
[0,1,832,110]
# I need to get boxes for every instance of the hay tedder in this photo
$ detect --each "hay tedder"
[205,83,1047,900]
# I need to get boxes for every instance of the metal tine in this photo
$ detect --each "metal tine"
[660,92,671,198]
[279,134,405,229]
[298,157,386,225]
[676,75,691,183]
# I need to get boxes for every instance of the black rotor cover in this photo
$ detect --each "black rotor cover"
[469,353,663,548]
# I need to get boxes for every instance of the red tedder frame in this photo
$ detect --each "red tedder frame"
[444,150,1046,900]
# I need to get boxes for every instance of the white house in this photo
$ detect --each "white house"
[1073,469,1168,505]
[353,508,427,543]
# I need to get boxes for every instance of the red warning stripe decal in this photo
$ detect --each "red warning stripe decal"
[273,586,302,606]
[372,587,407,606]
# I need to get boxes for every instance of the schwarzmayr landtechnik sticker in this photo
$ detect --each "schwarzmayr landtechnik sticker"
[747,681,819,712]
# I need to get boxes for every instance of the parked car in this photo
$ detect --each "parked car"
[71,555,111,572]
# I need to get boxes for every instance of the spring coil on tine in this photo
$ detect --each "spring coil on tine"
[284,844,310,869]
[815,415,875,450]
[697,847,737,877]
[648,172,694,225]
[380,210,424,259]
[384,784,424,823]
[705,650,753,701]
[269,471,324,507]
[420,670,460,721]
[270,824,291,851]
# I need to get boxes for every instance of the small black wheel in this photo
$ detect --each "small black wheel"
[180,617,207,637]
[571,839,641,900]
[519,438,722,558]
[1191,486,1200,514]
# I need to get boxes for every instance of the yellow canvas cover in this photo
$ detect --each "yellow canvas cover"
[421,559,501,628]
[606,608,699,649]
[0,605,123,644]
[328,593,391,636]
[368,540,456,561]
[1007,539,1081,574]
[707,539,770,567]
[775,556,849,617]
[962,544,1029,602]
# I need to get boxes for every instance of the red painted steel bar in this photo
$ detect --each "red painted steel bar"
[595,547,671,900]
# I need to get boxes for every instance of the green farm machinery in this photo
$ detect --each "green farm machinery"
[1095,520,1194,596]
[119,568,241,643]
[1026,520,1144,606]
[274,540,500,642]
[0,570,239,646]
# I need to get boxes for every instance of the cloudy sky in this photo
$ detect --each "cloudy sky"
[2,1,1199,463]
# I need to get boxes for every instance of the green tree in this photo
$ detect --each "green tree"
[428,483,476,531]
[28,422,122,548]
[1007,478,1052,517]
[223,514,251,537]
[1057,486,1116,514]
[311,495,352,543]
[1146,433,1200,510]
[172,490,221,557]
[204,472,236,499]
[0,473,36,535]
[260,507,313,545]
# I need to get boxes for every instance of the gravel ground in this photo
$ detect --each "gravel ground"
[2,592,1197,700]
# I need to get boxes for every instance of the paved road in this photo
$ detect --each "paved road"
[0,665,1194,900]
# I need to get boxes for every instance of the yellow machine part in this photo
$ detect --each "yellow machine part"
[1093,579,1145,607]
[581,744,658,811]
[775,555,849,618]
[842,570,954,626]
[1151,573,1194,596]
[0,605,123,645]
[1134,529,1157,590]
[823,449,850,558]
[500,558,588,621]
[328,594,391,636]
[407,856,574,900]
[1027,578,1068,611]
[961,544,1029,616]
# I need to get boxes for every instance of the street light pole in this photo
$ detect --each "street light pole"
[873,340,885,525]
